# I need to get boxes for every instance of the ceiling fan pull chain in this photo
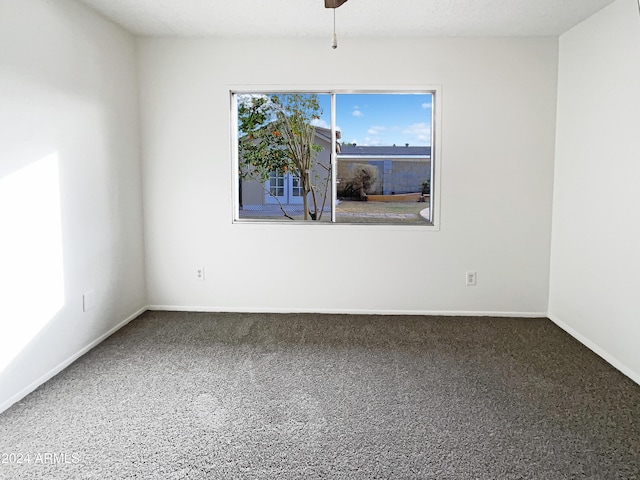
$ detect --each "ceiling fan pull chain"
[332,8,338,49]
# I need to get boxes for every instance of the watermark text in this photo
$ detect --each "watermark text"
[1,452,82,465]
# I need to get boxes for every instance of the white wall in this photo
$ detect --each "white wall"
[0,0,146,411]
[139,36,558,315]
[549,0,640,383]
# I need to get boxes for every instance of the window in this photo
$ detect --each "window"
[267,171,285,199]
[233,90,437,226]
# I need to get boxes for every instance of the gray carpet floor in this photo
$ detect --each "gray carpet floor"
[1,311,639,479]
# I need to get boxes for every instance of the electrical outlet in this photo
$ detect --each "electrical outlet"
[196,267,205,281]
[466,271,477,286]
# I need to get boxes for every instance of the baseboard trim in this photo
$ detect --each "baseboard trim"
[146,305,547,318]
[548,313,640,386]
[0,306,147,415]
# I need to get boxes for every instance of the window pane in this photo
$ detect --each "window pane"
[291,176,303,197]
[237,93,332,221]
[335,93,432,225]
[234,91,435,225]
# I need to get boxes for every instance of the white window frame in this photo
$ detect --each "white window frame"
[230,86,441,230]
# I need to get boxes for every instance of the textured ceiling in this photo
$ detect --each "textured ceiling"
[77,0,617,37]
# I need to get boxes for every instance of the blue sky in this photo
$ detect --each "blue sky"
[313,93,433,147]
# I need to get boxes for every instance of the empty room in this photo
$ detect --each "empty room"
[1,0,639,478]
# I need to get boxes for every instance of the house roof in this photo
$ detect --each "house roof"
[338,145,431,157]
[314,126,332,144]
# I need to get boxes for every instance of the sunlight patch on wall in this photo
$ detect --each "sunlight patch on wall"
[0,153,65,372]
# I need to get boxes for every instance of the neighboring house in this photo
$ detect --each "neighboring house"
[239,127,333,213]
[337,145,431,195]
[239,131,432,213]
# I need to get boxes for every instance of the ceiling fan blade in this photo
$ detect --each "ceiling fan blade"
[325,0,348,8]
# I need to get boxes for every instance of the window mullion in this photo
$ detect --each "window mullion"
[330,92,337,223]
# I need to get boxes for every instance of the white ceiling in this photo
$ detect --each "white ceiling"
[77,0,617,38]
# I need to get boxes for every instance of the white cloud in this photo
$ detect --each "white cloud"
[422,102,431,109]
[310,119,341,134]
[310,118,329,128]
[403,122,431,142]
[367,125,386,135]
[352,109,363,118]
